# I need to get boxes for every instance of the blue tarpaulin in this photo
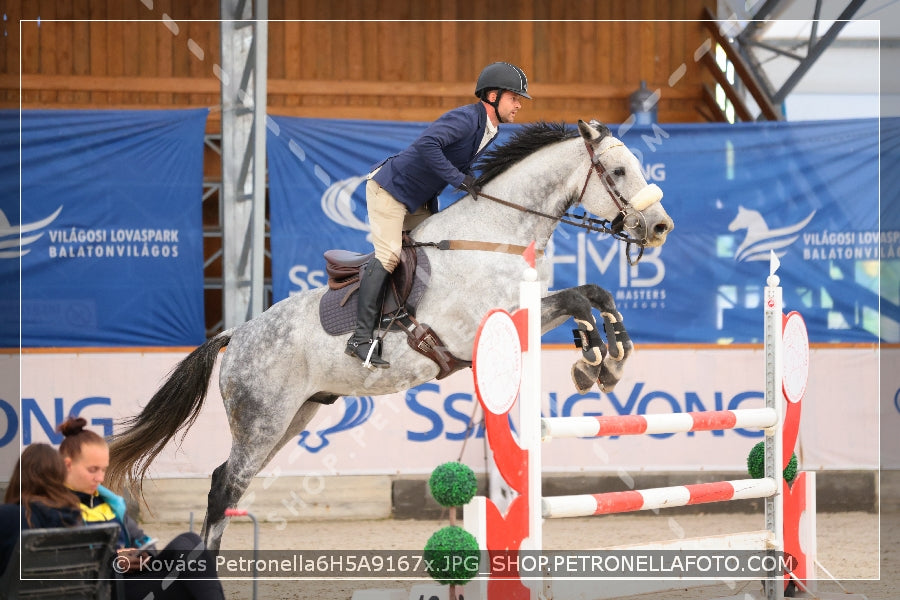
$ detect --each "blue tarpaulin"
[267,115,899,344]
[0,109,208,347]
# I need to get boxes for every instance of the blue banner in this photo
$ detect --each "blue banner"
[0,109,208,347]
[267,115,899,344]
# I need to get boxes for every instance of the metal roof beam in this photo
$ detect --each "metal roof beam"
[737,0,791,43]
[770,0,867,103]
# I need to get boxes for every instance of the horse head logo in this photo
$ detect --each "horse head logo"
[0,206,63,258]
[321,176,370,235]
[296,395,375,453]
[728,206,816,262]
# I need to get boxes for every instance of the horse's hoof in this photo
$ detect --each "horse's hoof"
[571,361,597,395]
[597,369,619,392]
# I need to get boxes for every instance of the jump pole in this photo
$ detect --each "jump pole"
[464,252,832,600]
[764,253,786,600]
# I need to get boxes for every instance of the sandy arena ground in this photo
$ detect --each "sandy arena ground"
[143,509,893,600]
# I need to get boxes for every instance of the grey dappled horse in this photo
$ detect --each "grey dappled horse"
[107,120,673,550]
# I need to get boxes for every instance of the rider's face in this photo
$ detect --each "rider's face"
[496,90,525,123]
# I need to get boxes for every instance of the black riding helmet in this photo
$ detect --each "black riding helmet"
[475,62,531,123]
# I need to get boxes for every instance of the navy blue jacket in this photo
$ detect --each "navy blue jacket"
[372,102,496,212]
[0,502,83,576]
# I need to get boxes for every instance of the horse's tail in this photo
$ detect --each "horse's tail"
[106,331,232,498]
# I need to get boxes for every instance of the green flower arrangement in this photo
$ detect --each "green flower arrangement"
[423,526,480,585]
[747,441,798,483]
[428,461,478,507]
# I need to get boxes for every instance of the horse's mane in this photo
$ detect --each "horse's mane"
[476,121,578,185]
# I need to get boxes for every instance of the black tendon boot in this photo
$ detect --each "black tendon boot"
[345,258,391,369]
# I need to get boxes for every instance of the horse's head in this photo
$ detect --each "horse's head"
[576,119,673,248]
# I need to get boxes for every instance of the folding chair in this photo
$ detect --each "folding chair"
[0,523,121,600]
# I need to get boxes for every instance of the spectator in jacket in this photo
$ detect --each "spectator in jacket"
[0,443,84,575]
[58,416,224,600]
[345,61,531,369]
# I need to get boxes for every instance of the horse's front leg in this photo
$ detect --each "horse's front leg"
[540,285,633,394]
[576,284,633,385]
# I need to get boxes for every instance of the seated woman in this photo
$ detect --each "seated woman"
[1,443,84,575]
[58,416,225,600]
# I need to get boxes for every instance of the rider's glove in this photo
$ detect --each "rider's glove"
[458,174,481,200]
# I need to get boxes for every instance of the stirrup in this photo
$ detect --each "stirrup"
[345,338,390,370]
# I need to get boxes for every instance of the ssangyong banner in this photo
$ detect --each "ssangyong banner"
[267,116,899,344]
[0,109,209,347]
[4,347,883,475]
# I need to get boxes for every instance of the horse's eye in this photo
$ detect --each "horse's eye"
[613,167,626,177]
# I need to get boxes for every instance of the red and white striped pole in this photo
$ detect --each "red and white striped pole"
[541,407,777,439]
[542,477,778,518]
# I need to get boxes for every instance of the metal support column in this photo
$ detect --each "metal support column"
[220,0,267,328]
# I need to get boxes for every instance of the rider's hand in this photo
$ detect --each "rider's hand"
[458,174,480,200]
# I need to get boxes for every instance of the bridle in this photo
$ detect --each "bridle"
[472,140,654,265]
[582,140,630,214]
[410,138,660,265]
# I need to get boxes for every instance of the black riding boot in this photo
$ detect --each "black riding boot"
[345,258,391,369]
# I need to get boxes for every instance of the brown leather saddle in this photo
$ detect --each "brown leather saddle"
[320,240,425,332]
[319,237,470,379]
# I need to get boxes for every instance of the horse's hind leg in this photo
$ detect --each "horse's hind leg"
[204,459,243,551]
[203,399,324,551]
[204,442,272,551]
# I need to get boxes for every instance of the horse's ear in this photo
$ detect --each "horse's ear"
[577,119,610,144]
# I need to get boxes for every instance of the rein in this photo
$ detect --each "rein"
[411,140,649,264]
[475,189,646,266]
[476,188,637,241]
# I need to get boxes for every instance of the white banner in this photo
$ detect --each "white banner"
[2,345,886,479]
